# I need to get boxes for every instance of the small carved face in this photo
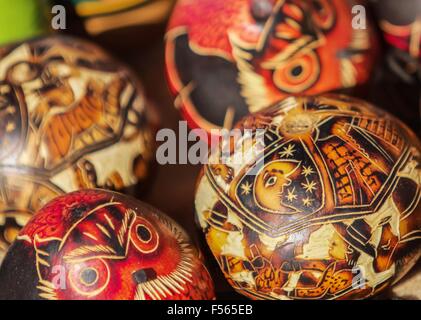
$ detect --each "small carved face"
[328,231,348,260]
[254,161,299,212]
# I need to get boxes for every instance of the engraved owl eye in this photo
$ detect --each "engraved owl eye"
[68,259,110,297]
[80,268,98,286]
[137,225,152,243]
[131,218,159,254]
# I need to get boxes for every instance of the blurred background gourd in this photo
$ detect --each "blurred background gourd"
[68,0,176,50]
[368,0,420,134]
[165,0,379,138]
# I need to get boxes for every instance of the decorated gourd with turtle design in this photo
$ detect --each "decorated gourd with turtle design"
[195,94,421,300]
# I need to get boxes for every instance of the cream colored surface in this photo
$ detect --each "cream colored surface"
[392,262,421,299]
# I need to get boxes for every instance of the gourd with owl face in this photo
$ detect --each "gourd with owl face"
[0,36,155,263]
[165,0,379,136]
[0,190,215,300]
[195,95,421,300]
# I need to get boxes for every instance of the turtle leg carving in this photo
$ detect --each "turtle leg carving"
[373,177,421,273]
[251,244,288,294]
[288,262,364,299]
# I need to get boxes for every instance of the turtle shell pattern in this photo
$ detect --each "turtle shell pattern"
[195,94,421,299]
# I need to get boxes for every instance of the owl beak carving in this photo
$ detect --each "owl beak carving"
[33,205,137,270]
[62,207,137,262]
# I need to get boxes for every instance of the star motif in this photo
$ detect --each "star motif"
[302,197,314,207]
[301,178,317,194]
[286,187,297,202]
[240,181,252,195]
[302,165,315,177]
[279,144,295,158]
